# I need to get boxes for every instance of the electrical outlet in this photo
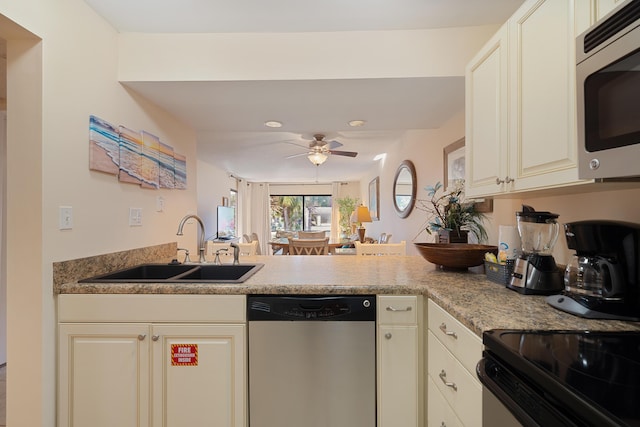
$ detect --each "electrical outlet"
[59,206,73,230]
[129,207,143,226]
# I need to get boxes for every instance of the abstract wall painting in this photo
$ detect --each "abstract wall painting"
[118,125,143,185]
[174,152,187,190]
[159,141,175,189]
[89,115,120,175]
[141,131,160,189]
[89,115,187,190]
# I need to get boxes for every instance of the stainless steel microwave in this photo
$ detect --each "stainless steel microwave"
[576,0,640,180]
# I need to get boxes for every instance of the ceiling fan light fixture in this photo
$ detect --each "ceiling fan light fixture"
[308,152,328,166]
[348,119,367,127]
[264,120,283,128]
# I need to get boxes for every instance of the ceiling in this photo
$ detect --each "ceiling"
[84,0,524,183]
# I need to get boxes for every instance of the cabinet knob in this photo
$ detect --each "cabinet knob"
[137,334,146,341]
[385,306,412,312]
[440,422,447,427]
[385,333,392,340]
[439,369,458,391]
[152,335,160,341]
[439,323,458,339]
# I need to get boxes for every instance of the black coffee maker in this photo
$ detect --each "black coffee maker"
[547,220,640,321]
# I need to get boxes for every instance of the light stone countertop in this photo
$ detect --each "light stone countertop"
[55,254,640,337]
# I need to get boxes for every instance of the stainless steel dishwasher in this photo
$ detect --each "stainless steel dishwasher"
[248,295,376,427]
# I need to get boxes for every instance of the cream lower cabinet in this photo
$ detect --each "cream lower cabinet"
[466,0,590,198]
[377,295,423,427]
[427,299,482,427]
[58,294,246,427]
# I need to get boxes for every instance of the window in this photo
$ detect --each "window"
[270,195,332,236]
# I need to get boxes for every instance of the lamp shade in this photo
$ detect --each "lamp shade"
[353,205,372,223]
[308,152,328,165]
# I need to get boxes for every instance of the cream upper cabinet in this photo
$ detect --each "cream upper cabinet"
[596,0,624,20]
[377,295,423,427]
[465,24,510,197]
[466,0,591,198]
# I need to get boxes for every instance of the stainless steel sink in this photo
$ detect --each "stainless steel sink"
[79,263,264,283]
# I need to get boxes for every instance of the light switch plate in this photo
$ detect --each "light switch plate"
[129,207,142,226]
[59,206,73,230]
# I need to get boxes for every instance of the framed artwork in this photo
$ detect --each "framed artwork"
[443,137,465,190]
[369,176,380,221]
[443,138,493,213]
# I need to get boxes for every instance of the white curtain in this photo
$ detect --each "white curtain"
[248,182,271,255]
[330,182,341,242]
[237,178,250,240]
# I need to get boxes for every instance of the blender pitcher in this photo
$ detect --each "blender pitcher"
[508,205,564,295]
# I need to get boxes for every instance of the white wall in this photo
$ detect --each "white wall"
[360,110,469,254]
[0,1,207,425]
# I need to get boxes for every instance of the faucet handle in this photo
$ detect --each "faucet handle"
[177,248,191,264]
[214,248,228,265]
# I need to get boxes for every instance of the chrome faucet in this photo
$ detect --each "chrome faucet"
[230,242,240,265]
[176,214,207,263]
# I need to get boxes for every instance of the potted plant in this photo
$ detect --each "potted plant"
[335,196,359,239]
[414,181,488,244]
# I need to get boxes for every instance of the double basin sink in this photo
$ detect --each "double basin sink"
[79,263,264,284]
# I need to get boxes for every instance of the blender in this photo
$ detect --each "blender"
[507,205,563,295]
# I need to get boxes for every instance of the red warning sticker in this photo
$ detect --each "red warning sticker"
[171,344,198,366]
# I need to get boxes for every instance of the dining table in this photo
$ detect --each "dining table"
[268,238,355,255]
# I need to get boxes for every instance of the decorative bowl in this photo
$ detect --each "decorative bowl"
[414,243,498,269]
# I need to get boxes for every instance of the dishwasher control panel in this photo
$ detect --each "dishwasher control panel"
[247,295,376,321]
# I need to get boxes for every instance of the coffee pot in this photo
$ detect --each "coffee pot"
[564,255,625,299]
[547,220,640,321]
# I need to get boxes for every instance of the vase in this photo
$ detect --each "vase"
[436,229,468,244]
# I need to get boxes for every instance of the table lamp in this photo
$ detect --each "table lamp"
[350,205,372,242]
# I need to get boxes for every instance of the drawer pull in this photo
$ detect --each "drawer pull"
[386,306,412,312]
[385,333,392,340]
[439,323,458,339]
[137,334,146,341]
[439,369,457,391]
[152,335,160,341]
[440,423,446,427]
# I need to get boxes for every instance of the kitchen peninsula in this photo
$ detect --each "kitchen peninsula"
[54,245,640,427]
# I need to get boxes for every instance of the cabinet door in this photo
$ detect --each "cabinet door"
[58,323,150,427]
[377,325,418,427]
[597,0,624,20]
[151,324,246,427]
[465,24,510,197]
[509,0,583,191]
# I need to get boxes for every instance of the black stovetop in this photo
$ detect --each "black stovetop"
[484,329,640,426]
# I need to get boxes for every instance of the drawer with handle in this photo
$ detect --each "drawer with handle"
[378,295,418,324]
[428,299,482,376]
[428,331,482,427]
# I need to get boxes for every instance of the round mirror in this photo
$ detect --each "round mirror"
[393,160,417,218]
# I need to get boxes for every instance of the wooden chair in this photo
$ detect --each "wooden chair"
[297,231,326,239]
[378,233,392,244]
[355,240,406,256]
[288,237,329,255]
[243,234,252,243]
[250,232,262,255]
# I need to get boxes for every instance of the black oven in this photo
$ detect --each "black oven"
[477,329,640,427]
[576,0,640,180]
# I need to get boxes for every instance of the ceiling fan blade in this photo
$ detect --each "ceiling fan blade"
[285,152,310,159]
[282,141,313,150]
[326,140,343,149]
[329,150,358,158]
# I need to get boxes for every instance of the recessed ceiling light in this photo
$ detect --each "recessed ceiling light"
[348,120,366,127]
[264,120,283,128]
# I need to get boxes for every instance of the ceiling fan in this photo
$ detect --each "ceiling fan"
[286,134,358,166]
